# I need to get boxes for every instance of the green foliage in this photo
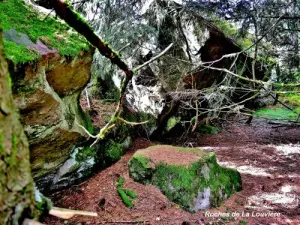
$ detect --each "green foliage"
[105,86,120,102]
[36,194,53,214]
[254,107,298,120]
[279,94,300,106]
[0,0,89,64]
[166,116,181,131]
[214,18,237,37]
[117,176,125,188]
[212,16,253,49]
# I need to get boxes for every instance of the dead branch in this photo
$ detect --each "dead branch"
[49,207,98,219]
[191,100,199,132]
[51,0,173,146]
[117,117,149,126]
[133,43,173,72]
[200,65,300,88]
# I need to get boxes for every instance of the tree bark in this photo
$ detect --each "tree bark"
[0,23,37,225]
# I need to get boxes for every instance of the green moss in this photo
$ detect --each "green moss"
[79,109,94,134]
[75,146,96,162]
[139,112,156,130]
[279,94,300,106]
[128,155,153,184]
[0,133,3,155]
[117,188,134,208]
[116,176,137,207]
[9,135,18,166]
[129,146,241,212]
[123,189,137,199]
[3,40,40,64]
[104,140,123,162]
[151,153,241,211]
[254,107,298,120]
[197,124,220,134]
[0,0,89,64]
[36,194,52,214]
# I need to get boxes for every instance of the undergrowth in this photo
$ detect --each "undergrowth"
[254,107,298,121]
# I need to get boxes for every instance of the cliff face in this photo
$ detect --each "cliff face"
[11,49,94,179]
[1,0,95,190]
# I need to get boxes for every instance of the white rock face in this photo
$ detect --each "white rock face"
[192,188,211,210]
[70,0,211,117]
[126,76,165,117]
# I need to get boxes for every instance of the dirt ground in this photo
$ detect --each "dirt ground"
[43,118,300,225]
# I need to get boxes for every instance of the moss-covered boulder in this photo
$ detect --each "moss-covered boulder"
[0,0,95,191]
[129,145,242,212]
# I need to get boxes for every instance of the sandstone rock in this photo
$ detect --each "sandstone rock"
[2,0,95,191]
[129,145,242,212]
[11,49,94,187]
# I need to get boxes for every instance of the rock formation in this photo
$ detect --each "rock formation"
[1,0,94,191]
[129,145,242,212]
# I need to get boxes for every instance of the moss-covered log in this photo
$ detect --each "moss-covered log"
[0,24,38,224]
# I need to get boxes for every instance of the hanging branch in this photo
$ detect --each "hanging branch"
[52,0,133,77]
[200,64,300,88]
[51,0,173,145]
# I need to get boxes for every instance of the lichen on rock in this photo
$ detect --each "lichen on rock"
[129,145,242,212]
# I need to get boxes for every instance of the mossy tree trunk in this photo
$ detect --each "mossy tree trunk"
[0,24,37,224]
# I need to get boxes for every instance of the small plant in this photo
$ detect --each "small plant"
[238,220,248,225]
[116,176,138,208]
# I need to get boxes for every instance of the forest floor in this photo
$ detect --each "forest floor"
[43,118,300,225]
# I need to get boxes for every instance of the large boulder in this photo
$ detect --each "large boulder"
[1,0,95,191]
[72,0,267,138]
[129,145,242,212]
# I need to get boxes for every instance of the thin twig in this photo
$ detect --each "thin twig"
[75,120,96,138]
[133,43,173,72]
[117,117,149,126]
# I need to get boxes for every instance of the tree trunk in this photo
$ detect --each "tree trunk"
[0,24,37,225]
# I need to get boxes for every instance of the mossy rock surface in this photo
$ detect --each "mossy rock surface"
[0,0,89,64]
[129,145,242,212]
